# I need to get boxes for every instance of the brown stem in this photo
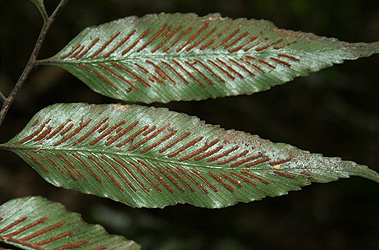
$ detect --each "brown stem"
[0,91,6,103]
[0,0,70,128]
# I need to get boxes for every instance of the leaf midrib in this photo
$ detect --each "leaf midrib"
[41,49,278,65]
[6,143,237,170]
[3,142,352,177]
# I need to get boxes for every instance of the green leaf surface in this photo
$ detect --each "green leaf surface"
[0,196,140,250]
[42,13,379,103]
[1,103,378,208]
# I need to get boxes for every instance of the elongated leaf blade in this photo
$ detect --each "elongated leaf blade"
[0,196,140,250]
[1,103,378,208]
[43,13,379,103]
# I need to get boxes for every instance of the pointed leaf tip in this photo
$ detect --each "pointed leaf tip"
[348,163,379,183]
[44,13,379,103]
[3,103,378,208]
[0,196,140,250]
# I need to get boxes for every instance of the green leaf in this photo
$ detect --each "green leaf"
[1,103,378,208]
[0,196,140,250]
[42,13,379,103]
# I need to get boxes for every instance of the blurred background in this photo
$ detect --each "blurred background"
[0,0,379,249]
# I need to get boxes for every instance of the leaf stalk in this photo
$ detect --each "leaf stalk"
[0,0,69,128]
[0,91,6,103]
[34,1,49,22]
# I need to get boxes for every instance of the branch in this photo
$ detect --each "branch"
[50,0,70,20]
[0,91,6,103]
[34,1,49,22]
[0,0,69,128]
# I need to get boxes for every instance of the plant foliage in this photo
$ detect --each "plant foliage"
[0,0,378,249]
[1,103,378,208]
[0,196,140,250]
[42,13,379,103]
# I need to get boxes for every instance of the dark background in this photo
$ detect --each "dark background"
[1,0,379,249]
